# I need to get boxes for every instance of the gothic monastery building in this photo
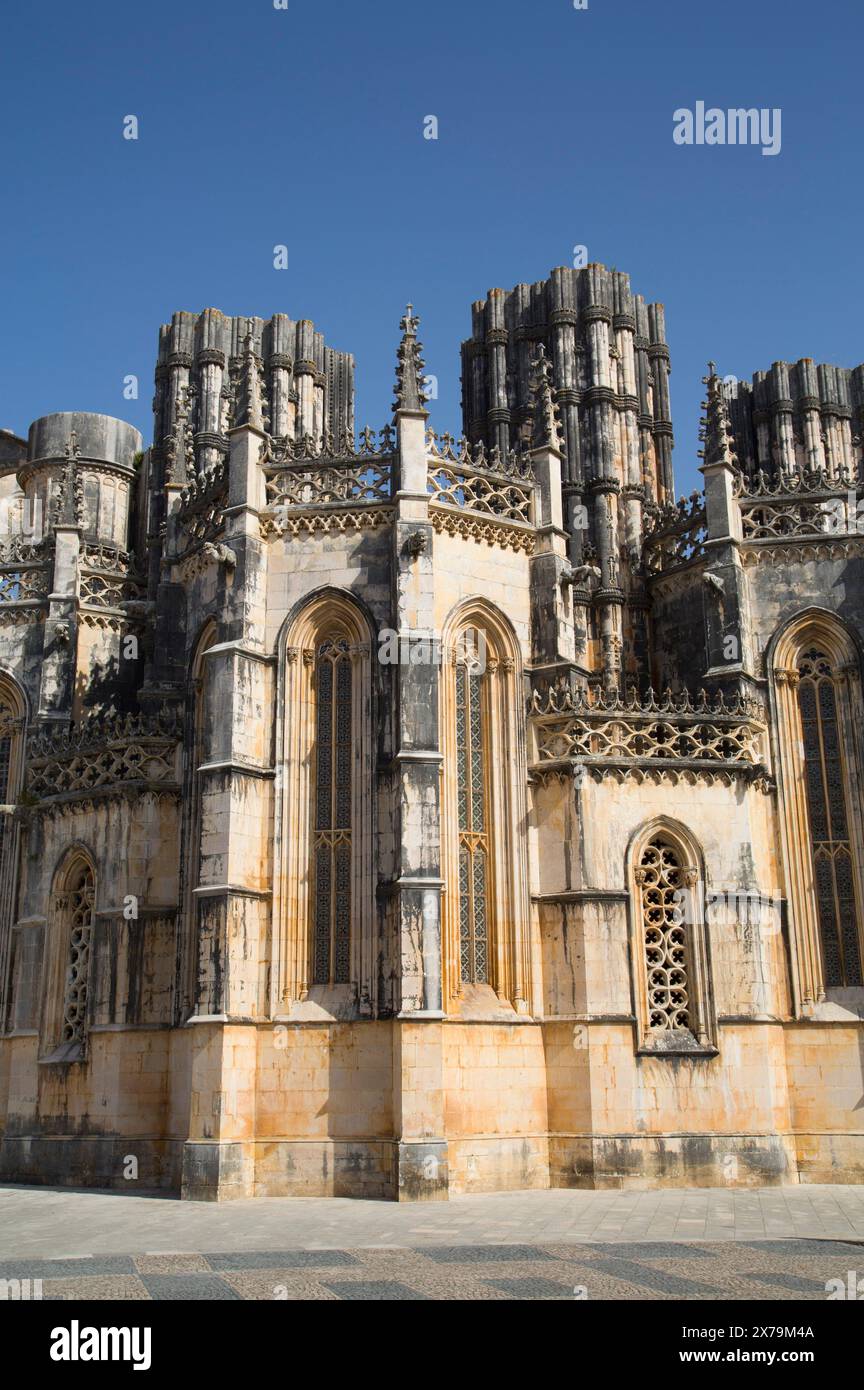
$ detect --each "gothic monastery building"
[1,264,863,1199]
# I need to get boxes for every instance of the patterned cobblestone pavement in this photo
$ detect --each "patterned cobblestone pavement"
[2,1238,862,1301]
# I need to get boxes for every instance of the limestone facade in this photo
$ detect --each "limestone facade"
[1,270,863,1199]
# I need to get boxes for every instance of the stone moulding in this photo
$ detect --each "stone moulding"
[740,536,864,566]
[260,504,394,540]
[0,605,48,626]
[531,760,772,790]
[430,505,535,554]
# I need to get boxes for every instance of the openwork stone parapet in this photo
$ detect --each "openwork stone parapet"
[26,709,183,801]
[529,683,767,781]
[261,424,395,465]
[643,491,708,572]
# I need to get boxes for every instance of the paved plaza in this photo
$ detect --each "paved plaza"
[1,1183,863,1300]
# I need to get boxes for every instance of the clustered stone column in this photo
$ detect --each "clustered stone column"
[460,263,674,694]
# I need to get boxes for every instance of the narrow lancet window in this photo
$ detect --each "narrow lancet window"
[797,648,863,987]
[312,637,353,985]
[456,654,489,985]
[61,861,96,1047]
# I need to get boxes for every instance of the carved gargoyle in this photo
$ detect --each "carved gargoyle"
[202,543,237,570]
[404,530,428,559]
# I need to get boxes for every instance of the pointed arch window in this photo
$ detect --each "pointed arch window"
[312,636,353,986]
[796,648,862,987]
[455,652,490,985]
[772,614,864,1009]
[274,593,375,1014]
[441,608,531,1014]
[0,679,27,1032]
[40,850,98,1061]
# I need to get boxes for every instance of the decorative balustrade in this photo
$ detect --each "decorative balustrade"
[530,684,766,778]
[734,463,860,542]
[27,709,182,801]
[643,493,708,573]
[427,432,534,525]
[426,431,534,481]
[265,460,392,509]
[0,565,50,604]
[177,459,228,552]
[259,427,396,537]
[79,543,144,609]
[262,424,395,465]
[0,537,53,609]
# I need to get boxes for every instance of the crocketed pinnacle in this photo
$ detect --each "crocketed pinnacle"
[235,320,265,431]
[53,429,84,526]
[698,362,738,470]
[393,304,428,414]
[527,344,564,452]
[164,388,195,485]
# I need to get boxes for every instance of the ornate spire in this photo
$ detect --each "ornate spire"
[527,344,564,452]
[164,387,196,485]
[698,362,738,470]
[234,320,266,431]
[393,304,428,414]
[52,429,83,527]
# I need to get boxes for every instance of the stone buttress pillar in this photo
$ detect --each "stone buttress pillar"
[389,308,448,1199]
[180,339,272,1200]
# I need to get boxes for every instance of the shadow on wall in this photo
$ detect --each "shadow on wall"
[74,648,141,717]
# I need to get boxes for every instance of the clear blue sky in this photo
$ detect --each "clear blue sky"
[1,0,861,494]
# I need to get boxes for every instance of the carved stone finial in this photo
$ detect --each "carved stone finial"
[234,319,266,431]
[698,364,738,470]
[164,386,196,485]
[52,428,84,527]
[526,344,564,452]
[393,303,428,414]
